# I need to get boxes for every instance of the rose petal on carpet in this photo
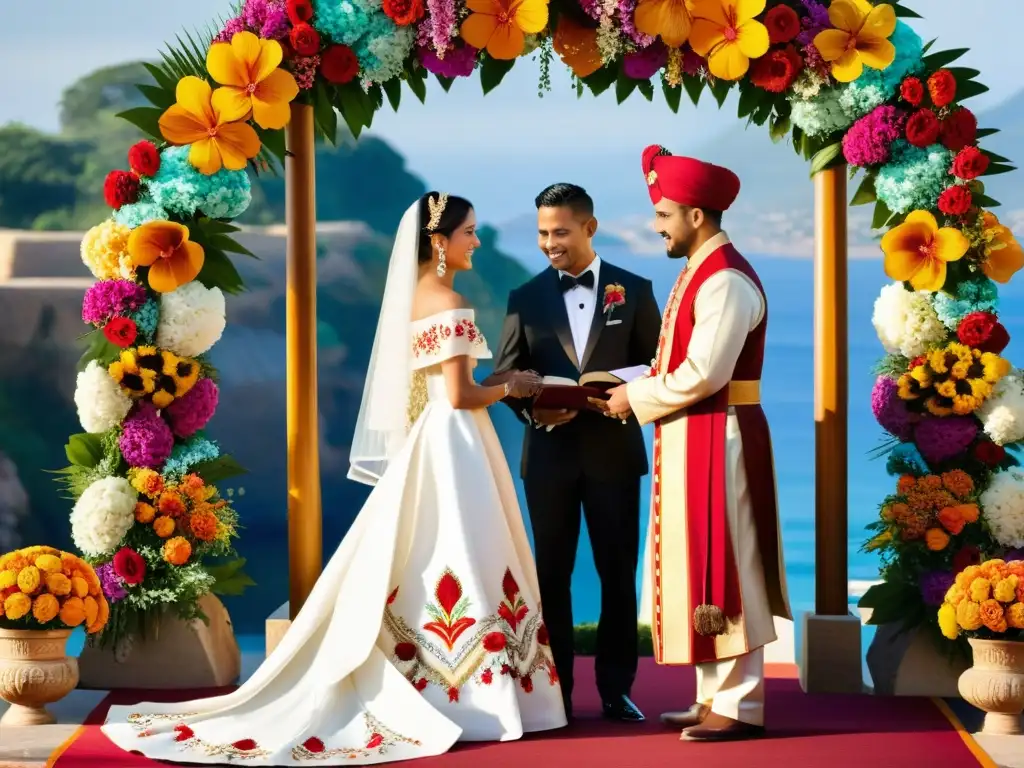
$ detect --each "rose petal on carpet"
[49,658,992,767]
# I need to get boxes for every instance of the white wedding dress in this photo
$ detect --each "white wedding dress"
[101,204,567,765]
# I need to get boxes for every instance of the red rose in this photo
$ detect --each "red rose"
[952,545,982,574]
[382,0,425,25]
[320,45,359,84]
[958,311,1010,353]
[302,737,325,754]
[973,441,1006,467]
[937,185,972,216]
[900,76,924,106]
[103,317,138,348]
[231,740,259,752]
[749,45,803,93]
[289,23,320,56]
[394,641,417,661]
[905,109,940,147]
[113,546,146,585]
[286,0,314,24]
[764,5,800,44]
[127,141,160,177]
[940,108,977,152]
[927,69,957,108]
[951,146,989,180]
[482,631,507,652]
[103,170,140,209]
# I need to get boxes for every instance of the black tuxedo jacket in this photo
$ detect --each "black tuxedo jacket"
[492,261,662,481]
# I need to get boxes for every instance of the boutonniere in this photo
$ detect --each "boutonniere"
[603,283,626,320]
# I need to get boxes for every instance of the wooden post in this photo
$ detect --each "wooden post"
[813,165,849,617]
[285,102,322,619]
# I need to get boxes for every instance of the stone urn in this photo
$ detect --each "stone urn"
[957,638,1024,735]
[0,628,79,726]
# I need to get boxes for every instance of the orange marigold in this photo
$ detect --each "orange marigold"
[901,517,927,540]
[32,593,59,624]
[163,537,192,566]
[153,516,176,538]
[1007,603,1024,629]
[897,475,917,494]
[88,594,110,634]
[158,491,186,518]
[83,596,98,628]
[937,507,966,536]
[134,501,156,524]
[45,573,71,596]
[958,503,979,524]
[16,565,41,594]
[189,510,218,542]
[941,469,974,498]
[59,596,86,627]
[979,599,1008,633]
[925,528,950,551]
[70,575,89,599]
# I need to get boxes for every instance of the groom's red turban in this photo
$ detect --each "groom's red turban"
[641,145,740,212]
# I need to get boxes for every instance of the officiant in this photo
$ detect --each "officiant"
[490,183,661,722]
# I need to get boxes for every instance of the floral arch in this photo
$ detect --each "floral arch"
[57,0,1024,654]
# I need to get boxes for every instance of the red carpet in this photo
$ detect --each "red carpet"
[49,659,992,768]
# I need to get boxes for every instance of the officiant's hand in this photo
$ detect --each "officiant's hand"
[604,384,632,421]
[532,407,577,427]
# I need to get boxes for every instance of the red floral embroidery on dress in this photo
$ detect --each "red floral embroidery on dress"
[383,567,559,702]
[137,719,271,759]
[290,712,421,761]
[411,319,487,359]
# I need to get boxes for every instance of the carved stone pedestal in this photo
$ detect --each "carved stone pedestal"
[77,595,241,690]
[0,629,78,726]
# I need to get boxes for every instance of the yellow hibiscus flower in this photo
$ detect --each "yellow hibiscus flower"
[813,0,896,83]
[206,31,299,131]
[689,0,770,81]
[880,210,969,292]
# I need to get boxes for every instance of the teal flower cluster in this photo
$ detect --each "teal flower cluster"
[147,146,252,220]
[163,434,221,478]
[874,141,954,215]
[130,300,160,343]
[114,201,169,229]
[313,0,413,83]
[838,21,925,121]
[932,278,1000,329]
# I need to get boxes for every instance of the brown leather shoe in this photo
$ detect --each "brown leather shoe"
[681,717,765,742]
[659,704,709,728]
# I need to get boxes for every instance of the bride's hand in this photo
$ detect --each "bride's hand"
[507,370,543,399]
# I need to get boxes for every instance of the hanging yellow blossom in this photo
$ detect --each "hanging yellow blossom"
[460,0,549,60]
[979,211,1024,284]
[689,0,770,81]
[813,0,896,83]
[159,76,262,175]
[881,210,968,292]
[634,0,695,49]
[127,220,205,294]
[206,31,299,131]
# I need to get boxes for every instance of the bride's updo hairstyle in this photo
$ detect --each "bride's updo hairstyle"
[417,192,473,264]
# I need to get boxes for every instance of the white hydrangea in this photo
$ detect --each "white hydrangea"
[978,371,1024,446]
[980,469,1024,549]
[872,282,947,359]
[74,360,132,433]
[70,476,137,557]
[156,281,226,357]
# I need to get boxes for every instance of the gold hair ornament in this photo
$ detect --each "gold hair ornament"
[426,193,449,232]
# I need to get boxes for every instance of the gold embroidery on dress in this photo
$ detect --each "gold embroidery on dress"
[407,369,428,429]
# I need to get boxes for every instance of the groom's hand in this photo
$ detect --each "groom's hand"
[532,407,577,428]
[604,384,632,421]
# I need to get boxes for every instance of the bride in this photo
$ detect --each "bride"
[101,193,567,764]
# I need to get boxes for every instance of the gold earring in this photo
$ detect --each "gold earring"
[436,245,447,277]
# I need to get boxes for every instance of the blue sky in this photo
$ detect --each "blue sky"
[2,1,1020,219]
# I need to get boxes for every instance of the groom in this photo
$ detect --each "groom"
[492,183,661,721]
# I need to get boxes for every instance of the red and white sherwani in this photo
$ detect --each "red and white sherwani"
[626,232,791,727]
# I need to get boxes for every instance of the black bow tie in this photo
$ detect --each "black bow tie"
[559,271,595,292]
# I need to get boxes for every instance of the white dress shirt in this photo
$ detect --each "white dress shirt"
[559,255,601,365]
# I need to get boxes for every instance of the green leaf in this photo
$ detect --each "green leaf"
[809,141,844,177]
[77,329,122,372]
[956,80,990,101]
[255,125,287,167]
[196,219,240,235]
[871,199,895,230]
[436,74,455,92]
[974,193,1001,208]
[749,99,773,127]
[637,79,654,101]
[582,66,616,97]
[210,234,257,258]
[736,84,762,119]
[683,75,704,105]
[480,57,515,95]
[982,149,1012,164]
[66,433,104,468]
[406,69,427,103]
[383,78,402,111]
[312,82,339,143]
[206,558,247,582]
[946,66,981,82]
[136,83,176,111]
[141,61,177,92]
[892,4,922,18]
[615,68,638,104]
[922,48,969,70]
[921,38,937,56]
[117,107,163,140]
[336,82,373,139]
[661,79,682,113]
[191,455,248,483]
[977,127,1000,139]
[196,248,245,294]
[709,79,731,107]
[857,580,909,609]
[851,171,878,206]
[983,162,1016,176]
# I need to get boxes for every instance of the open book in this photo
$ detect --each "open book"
[534,365,650,411]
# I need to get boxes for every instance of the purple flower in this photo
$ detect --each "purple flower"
[796,0,831,46]
[213,17,247,43]
[843,105,907,167]
[81,280,148,327]
[915,416,979,465]
[618,0,655,47]
[871,376,915,441]
[624,42,668,80]
[919,570,955,607]
[95,562,128,603]
[682,46,705,76]
[424,0,458,55]
[165,379,220,438]
[418,44,478,79]
[243,0,289,40]
[1003,548,1024,563]
[119,402,175,469]
[578,0,601,20]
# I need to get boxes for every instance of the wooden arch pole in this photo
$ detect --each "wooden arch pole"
[813,164,849,617]
[285,102,323,619]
